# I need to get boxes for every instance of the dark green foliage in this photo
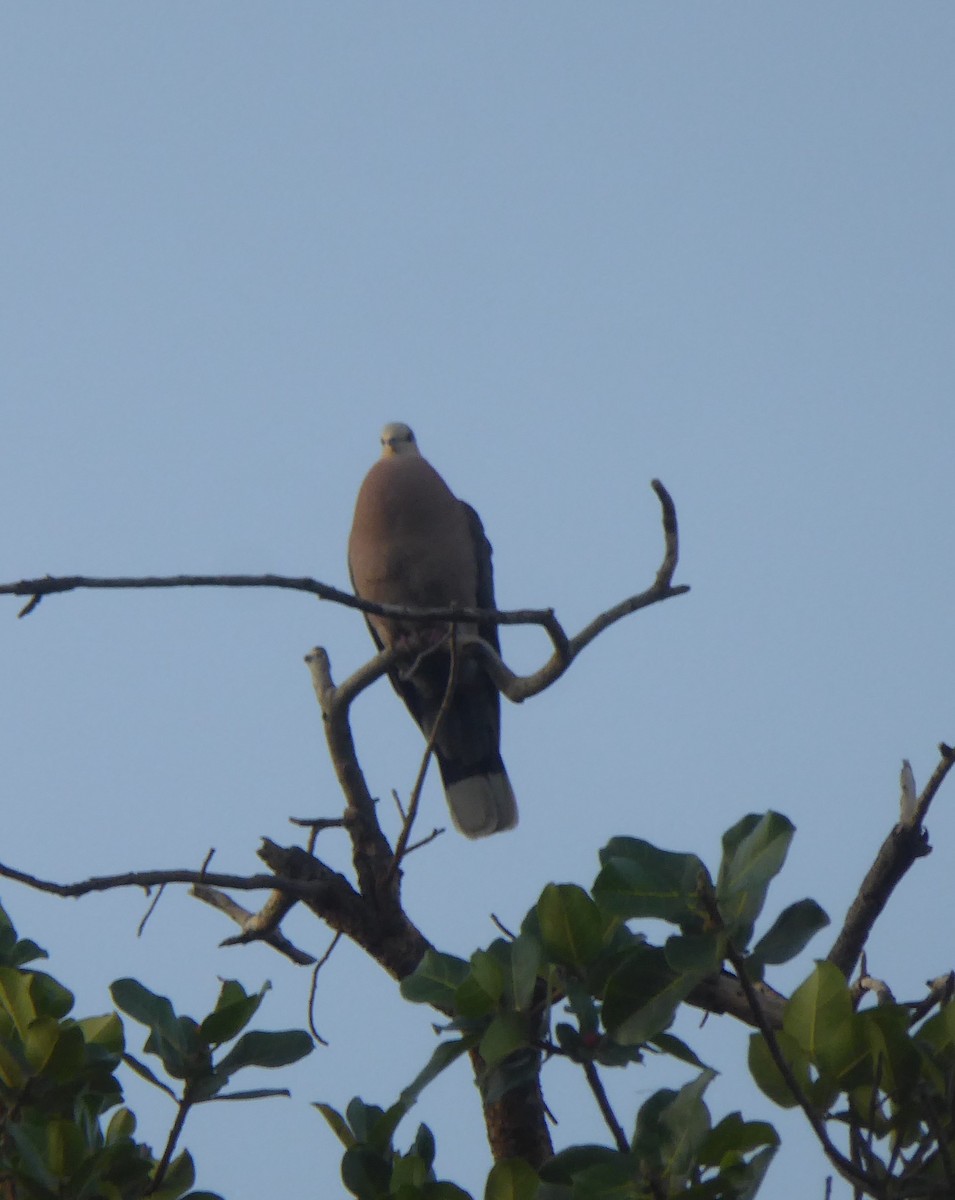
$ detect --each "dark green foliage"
[0,902,180,1199]
[337,813,832,1198]
[0,900,312,1199]
[749,959,955,1193]
[315,1097,470,1200]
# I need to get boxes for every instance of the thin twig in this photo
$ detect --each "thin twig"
[137,884,166,937]
[491,914,516,940]
[307,932,342,1046]
[147,1090,192,1195]
[582,1060,628,1152]
[402,827,445,855]
[390,628,459,877]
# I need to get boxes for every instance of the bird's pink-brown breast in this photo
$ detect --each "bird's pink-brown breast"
[348,453,478,645]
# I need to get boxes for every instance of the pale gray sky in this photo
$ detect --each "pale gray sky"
[2,6,954,1197]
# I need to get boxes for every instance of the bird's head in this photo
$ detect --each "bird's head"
[379,422,419,458]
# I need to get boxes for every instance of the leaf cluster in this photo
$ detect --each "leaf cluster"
[750,960,955,1195]
[327,813,825,1198]
[0,900,314,1200]
[111,978,313,1106]
[0,902,171,1199]
[316,1097,469,1200]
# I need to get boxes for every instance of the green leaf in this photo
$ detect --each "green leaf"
[0,1037,26,1088]
[23,1015,60,1072]
[649,1032,707,1068]
[0,965,38,1035]
[916,1001,955,1053]
[399,1036,476,1109]
[485,1158,539,1200]
[698,1111,779,1166]
[729,1143,778,1200]
[747,1029,810,1108]
[537,884,604,968]
[28,971,74,1020]
[123,1051,173,1094]
[594,838,711,926]
[480,1013,530,1068]
[716,813,794,941]
[455,974,499,1019]
[783,961,852,1061]
[143,1014,209,1081]
[539,1144,626,1183]
[200,980,267,1046]
[346,1097,385,1143]
[602,945,701,1044]
[422,1184,473,1200]
[78,1011,125,1055]
[401,951,470,1009]
[469,950,505,1005]
[749,900,829,971]
[659,1069,715,1181]
[0,906,49,969]
[507,933,542,1011]
[413,1122,436,1169]
[43,1022,87,1084]
[391,1151,430,1191]
[46,1118,85,1178]
[111,978,184,1049]
[214,1029,313,1077]
[105,1106,137,1144]
[6,1122,59,1191]
[10,939,48,969]
[341,1145,391,1199]
[664,931,726,974]
[363,1100,407,1155]
[315,1102,356,1149]
[858,1004,921,1101]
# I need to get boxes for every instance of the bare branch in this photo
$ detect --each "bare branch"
[827,742,955,979]
[0,569,643,636]
[1,484,687,690]
[305,648,400,903]
[0,859,326,901]
[904,972,955,1024]
[190,885,317,965]
[256,840,430,983]
[686,971,788,1031]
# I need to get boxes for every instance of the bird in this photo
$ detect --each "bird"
[348,422,518,838]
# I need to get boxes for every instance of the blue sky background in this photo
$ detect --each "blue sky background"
[2,6,954,1197]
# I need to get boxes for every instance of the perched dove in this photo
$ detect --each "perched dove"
[348,422,518,838]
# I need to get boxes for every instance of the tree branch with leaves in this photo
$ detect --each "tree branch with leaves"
[3,479,955,1199]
